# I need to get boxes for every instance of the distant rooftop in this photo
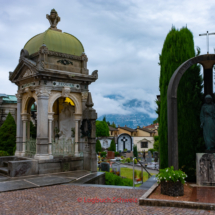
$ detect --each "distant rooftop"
[0,94,17,104]
[119,126,136,132]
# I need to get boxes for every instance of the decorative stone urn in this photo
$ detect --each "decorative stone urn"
[161,181,184,197]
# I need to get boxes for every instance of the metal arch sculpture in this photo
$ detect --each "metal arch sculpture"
[167,54,215,170]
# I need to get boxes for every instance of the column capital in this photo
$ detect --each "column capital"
[48,112,55,120]
[16,92,23,100]
[21,113,30,121]
[35,87,51,98]
[74,114,82,121]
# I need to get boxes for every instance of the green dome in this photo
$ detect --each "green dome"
[24,29,84,56]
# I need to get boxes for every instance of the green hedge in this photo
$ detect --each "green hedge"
[0,151,9,156]
[105,172,133,186]
[0,113,16,155]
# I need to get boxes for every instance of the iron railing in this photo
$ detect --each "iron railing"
[25,138,36,158]
[52,138,75,157]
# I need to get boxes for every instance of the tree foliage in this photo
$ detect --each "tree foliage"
[109,139,116,152]
[159,26,204,181]
[0,113,16,155]
[110,122,116,128]
[96,121,109,137]
[96,140,102,153]
[153,136,159,151]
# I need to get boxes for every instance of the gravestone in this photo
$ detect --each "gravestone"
[153,151,159,162]
[146,151,152,163]
[100,162,110,172]
[196,153,215,186]
[112,162,121,176]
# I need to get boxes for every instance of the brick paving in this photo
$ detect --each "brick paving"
[0,185,214,215]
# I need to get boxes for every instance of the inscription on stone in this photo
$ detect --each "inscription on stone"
[52,81,80,89]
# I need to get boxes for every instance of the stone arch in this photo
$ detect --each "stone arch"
[167,54,215,169]
[22,92,37,113]
[48,92,82,114]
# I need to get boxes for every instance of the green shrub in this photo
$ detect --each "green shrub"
[0,151,9,156]
[100,151,107,158]
[96,140,102,153]
[133,145,138,158]
[123,148,127,152]
[153,136,159,151]
[105,172,133,186]
[0,113,16,155]
[109,139,116,152]
[134,170,137,178]
[156,166,187,184]
[115,152,120,157]
[126,157,131,163]
[134,159,137,164]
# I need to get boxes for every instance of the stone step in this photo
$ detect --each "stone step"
[0,167,9,175]
[3,162,8,167]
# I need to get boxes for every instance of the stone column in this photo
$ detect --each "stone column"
[74,114,82,156]
[48,112,54,157]
[34,88,52,160]
[15,93,23,157]
[21,113,28,156]
[82,93,97,172]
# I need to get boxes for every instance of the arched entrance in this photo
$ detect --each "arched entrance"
[167,54,215,169]
[21,95,37,157]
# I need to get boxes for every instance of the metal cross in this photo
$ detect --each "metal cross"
[199,31,215,54]
[121,137,127,150]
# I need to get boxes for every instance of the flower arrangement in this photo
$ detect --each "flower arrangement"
[156,166,187,184]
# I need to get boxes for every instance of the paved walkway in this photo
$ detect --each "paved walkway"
[0,184,215,215]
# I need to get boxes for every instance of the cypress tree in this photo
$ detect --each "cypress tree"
[96,140,102,153]
[159,26,204,181]
[109,139,116,152]
[133,145,138,158]
[0,113,16,155]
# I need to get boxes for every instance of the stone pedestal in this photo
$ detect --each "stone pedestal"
[196,153,215,186]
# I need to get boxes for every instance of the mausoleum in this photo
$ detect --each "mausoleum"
[0,9,98,176]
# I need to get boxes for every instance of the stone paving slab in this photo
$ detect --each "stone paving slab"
[0,184,214,214]
[0,180,36,192]
[0,170,90,193]
[27,176,73,187]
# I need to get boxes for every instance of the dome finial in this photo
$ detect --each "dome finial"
[46,9,61,30]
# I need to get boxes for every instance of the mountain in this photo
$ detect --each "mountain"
[97,113,156,128]
[98,95,157,128]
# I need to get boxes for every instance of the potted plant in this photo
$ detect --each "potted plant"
[156,166,187,197]
[126,157,131,163]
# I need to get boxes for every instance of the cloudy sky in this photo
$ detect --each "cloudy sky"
[0,0,215,117]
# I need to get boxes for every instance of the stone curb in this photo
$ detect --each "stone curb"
[139,183,215,211]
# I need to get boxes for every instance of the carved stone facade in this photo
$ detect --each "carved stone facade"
[197,153,215,186]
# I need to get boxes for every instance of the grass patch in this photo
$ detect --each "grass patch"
[120,168,150,182]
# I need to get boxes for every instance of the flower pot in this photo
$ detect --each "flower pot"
[161,181,184,196]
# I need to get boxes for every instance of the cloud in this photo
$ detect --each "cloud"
[0,0,214,116]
